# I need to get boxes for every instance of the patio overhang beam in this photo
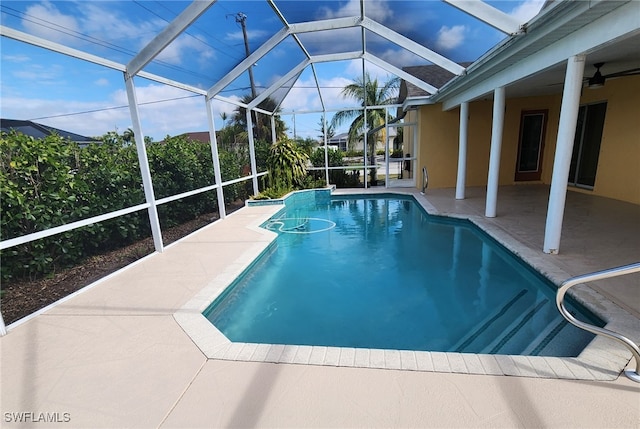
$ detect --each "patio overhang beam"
[126,1,216,77]
[363,53,439,95]
[437,0,635,110]
[442,0,524,35]
[361,18,465,75]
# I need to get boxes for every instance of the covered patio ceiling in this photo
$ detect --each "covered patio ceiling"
[1,0,539,117]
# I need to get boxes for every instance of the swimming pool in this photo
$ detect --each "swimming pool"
[204,192,602,356]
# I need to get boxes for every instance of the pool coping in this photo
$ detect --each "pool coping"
[173,188,637,381]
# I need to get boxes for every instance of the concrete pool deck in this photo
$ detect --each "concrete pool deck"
[1,185,639,428]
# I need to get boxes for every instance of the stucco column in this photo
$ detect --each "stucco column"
[485,87,505,218]
[543,55,586,254]
[456,102,469,200]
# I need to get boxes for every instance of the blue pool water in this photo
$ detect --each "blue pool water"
[205,192,601,356]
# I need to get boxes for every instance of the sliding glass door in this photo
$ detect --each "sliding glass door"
[569,102,607,189]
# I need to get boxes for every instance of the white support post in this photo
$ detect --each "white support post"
[323,113,330,185]
[364,108,369,189]
[485,87,505,218]
[385,107,390,188]
[543,55,586,254]
[0,311,7,336]
[271,116,277,144]
[205,98,226,219]
[246,110,259,195]
[363,61,369,189]
[125,74,163,252]
[456,102,469,200]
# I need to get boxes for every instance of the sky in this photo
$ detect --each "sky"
[0,0,545,142]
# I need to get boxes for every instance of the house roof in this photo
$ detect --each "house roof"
[400,63,474,100]
[0,119,98,145]
[178,132,211,144]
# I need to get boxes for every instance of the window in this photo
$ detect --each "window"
[515,110,547,181]
[569,102,607,189]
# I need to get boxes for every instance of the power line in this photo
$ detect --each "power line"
[28,94,201,121]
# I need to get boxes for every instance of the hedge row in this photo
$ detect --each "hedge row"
[0,131,255,281]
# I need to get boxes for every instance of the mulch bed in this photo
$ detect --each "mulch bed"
[1,202,245,326]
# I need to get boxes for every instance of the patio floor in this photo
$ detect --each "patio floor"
[1,185,639,428]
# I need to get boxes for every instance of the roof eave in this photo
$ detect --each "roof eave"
[430,0,626,107]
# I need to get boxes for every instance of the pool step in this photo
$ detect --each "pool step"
[450,290,581,355]
[480,297,549,355]
[524,317,597,357]
[449,289,529,353]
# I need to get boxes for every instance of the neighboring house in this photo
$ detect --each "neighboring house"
[330,128,397,153]
[327,133,348,152]
[176,131,211,144]
[398,1,639,254]
[0,118,99,147]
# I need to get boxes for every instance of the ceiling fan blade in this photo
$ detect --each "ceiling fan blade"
[604,68,640,79]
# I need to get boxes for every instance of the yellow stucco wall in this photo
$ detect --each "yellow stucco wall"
[577,75,640,203]
[416,74,640,204]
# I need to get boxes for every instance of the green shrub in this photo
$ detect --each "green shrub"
[1,131,89,280]
[266,139,309,190]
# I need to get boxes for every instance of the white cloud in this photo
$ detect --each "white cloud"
[2,84,222,140]
[22,1,81,45]
[20,2,213,67]
[78,2,162,42]
[318,0,393,22]
[1,95,130,138]
[435,25,467,51]
[94,78,110,87]
[345,60,404,84]
[376,49,425,68]
[509,0,546,22]
[155,34,215,66]
[3,54,31,63]
[280,74,355,114]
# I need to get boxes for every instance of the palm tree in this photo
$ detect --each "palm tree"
[331,73,399,183]
[331,73,399,151]
[231,95,287,143]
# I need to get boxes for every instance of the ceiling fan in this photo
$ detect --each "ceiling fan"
[586,62,640,88]
[546,62,640,88]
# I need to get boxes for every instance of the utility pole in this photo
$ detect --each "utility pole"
[235,13,256,99]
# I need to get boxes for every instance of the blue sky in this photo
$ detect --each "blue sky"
[0,0,544,141]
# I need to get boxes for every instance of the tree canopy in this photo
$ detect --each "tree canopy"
[330,73,400,152]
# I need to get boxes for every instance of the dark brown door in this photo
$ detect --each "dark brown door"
[515,110,547,181]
